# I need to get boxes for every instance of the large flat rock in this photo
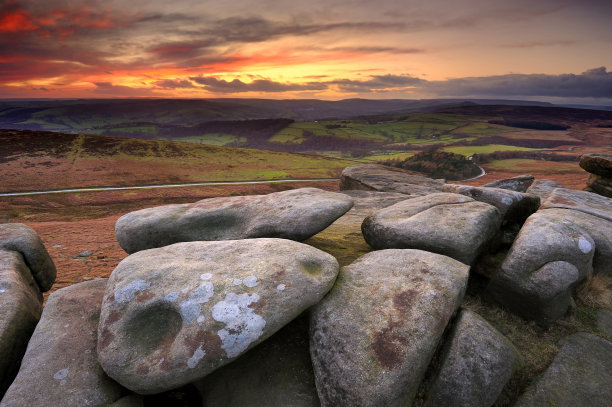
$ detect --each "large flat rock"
[339,164,444,195]
[310,249,469,407]
[514,333,612,407]
[441,184,540,223]
[196,315,319,407]
[0,223,56,291]
[525,179,565,201]
[483,174,535,192]
[362,193,501,265]
[115,188,353,254]
[0,250,42,397]
[1,279,126,407]
[97,239,339,394]
[541,188,612,222]
[424,309,522,407]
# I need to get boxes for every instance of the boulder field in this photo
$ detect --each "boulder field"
[1,163,611,406]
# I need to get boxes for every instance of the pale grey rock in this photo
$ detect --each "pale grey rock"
[196,314,319,407]
[339,190,413,210]
[514,333,612,407]
[483,174,535,192]
[362,193,501,265]
[441,184,540,223]
[0,250,42,397]
[1,279,126,407]
[0,223,56,291]
[580,153,612,178]
[488,210,596,326]
[310,249,469,407]
[541,208,612,275]
[78,250,93,258]
[339,164,444,195]
[424,309,522,407]
[115,188,353,254]
[541,188,612,222]
[525,179,565,201]
[97,239,338,394]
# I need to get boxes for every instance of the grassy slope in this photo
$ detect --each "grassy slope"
[0,130,354,192]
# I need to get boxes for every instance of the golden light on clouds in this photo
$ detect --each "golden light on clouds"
[0,0,610,102]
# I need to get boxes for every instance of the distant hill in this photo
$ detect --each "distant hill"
[0,129,354,193]
[0,98,560,135]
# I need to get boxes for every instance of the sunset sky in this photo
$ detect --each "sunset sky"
[1,0,611,103]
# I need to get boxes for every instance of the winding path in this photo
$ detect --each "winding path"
[0,178,340,197]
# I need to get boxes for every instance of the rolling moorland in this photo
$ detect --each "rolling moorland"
[0,99,611,405]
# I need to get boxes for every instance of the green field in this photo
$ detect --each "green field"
[443,144,543,156]
[270,114,519,149]
[165,134,247,146]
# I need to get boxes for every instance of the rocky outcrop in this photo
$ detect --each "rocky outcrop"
[310,249,469,407]
[540,187,612,222]
[0,250,43,397]
[580,153,612,197]
[97,239,338,394]
[1,279,126,407]
[0,223,56,291]
[488,188,612,325]
[423,310,522,407]
[195,314,319,407]
[362,193,501,265]
[514,333,612,407]
[483,174,535,192]
[525,179,565,200]
[441,184,539,224]
[115,188,353,254]
[340,164,444,195]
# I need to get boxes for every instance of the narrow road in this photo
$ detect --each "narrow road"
[461,164,486,181]
[0,178,340,197]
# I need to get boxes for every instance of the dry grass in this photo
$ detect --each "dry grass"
[576,273,612,309]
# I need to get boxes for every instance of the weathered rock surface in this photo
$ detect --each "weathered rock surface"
[196,314,319,407]
[1,279,126,407]
[97,239,338,394]
[0,250,43,397]
[310,249,469,407]
[580,153,612,177]
[541,208,612,275]
[586,173,612,198]
[0,223,56,291]
[115,188,353,254]
[339,164,444,195]
[597,309,612,337]
[487,210,596,325]
[362,193,501,265]
[339,190,412,210]
[441,184,540,223]
[423,309,522,407]
[514,332,612,407]
[525,179,565,200]
[540,187,612,222]
[483,174,535,192]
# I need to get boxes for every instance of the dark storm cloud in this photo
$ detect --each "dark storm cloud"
[189,77,327,93]
[425,67,612,98]
[154,79,195,89]
[331,75,426,92]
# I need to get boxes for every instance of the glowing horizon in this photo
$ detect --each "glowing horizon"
[1,0,611,103]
